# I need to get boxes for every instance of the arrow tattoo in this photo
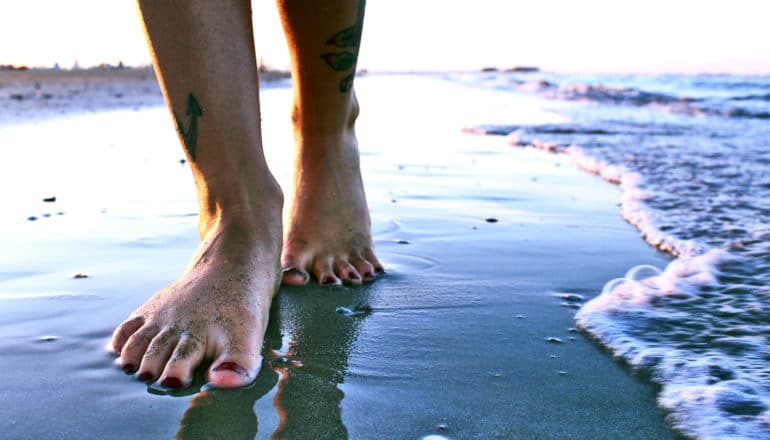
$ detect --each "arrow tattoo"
[175,93,203,162]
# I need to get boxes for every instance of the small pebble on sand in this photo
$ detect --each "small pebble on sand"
[36,336,59,342]
[43,196,56,202]
[546,337,563,343]
[73,273,89,279]
[552,293,585,302]
[485,217,498,223]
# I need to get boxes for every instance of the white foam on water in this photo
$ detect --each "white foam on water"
[508,135,705,258]
[569,146,770,438]
[576,251,770,439]
[560,144,703,258]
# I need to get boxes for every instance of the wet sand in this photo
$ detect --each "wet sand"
[0,73,677,439]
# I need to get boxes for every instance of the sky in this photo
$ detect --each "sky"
[1,0,769,74]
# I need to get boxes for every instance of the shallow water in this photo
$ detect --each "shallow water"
[462,71,770,439]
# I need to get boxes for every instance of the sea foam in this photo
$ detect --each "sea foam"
[576,252,770,439]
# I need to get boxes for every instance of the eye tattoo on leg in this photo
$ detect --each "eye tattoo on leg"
[175,93,203,162]
[320,0,366,92]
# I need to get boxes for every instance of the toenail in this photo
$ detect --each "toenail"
[122,363,136,374]
[160,377,183,389]
[283,268,309,282]
[213,362,248,377]
[321,276,337,285]
[137,372,154,382]
[375,267,385,273]
[363,271,374,280]
[349,272,360,280]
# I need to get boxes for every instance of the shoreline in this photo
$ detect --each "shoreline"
[0,66,290,126]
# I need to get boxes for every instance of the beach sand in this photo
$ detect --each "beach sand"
[1,72,677,439]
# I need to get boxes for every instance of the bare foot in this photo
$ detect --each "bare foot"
[111,213,282,389]
[282,133,383,286]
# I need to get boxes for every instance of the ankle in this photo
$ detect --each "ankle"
[197,175,284,240]
[290,92,359,139]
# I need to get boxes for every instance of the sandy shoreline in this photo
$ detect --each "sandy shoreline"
[1,73,677,439]
[0,66,289,125]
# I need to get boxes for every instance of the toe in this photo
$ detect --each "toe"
[157,334,206,388]
[110,316,144,354]
[208,353,261,389]
[319,272,341,286]
[350,255,375,282]
[207,323,264,388]
[136,329,181,385]
[281,267,310,286]
[313,258,341,286]
[118,324,159,374]
[334,259,362,285]
[362,247,385,273]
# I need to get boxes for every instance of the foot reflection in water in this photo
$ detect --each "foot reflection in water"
[172,286,371,439]
[175,365,278,439]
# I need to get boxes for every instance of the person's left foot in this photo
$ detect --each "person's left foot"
[110,208,282,389]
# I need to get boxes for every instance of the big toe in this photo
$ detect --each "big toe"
[281,266,310,286]
[208,354,261,388]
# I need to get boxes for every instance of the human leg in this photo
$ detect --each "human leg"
[110,0,282,389]
[276,0,384,286]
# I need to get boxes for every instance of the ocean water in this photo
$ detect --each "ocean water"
[457,71,770,439]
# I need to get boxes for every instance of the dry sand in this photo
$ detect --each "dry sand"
[0,66,289,125]
[0,72,677,439]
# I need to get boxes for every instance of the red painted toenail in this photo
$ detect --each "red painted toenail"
[213,362,247,377]
[321,276,337,285]
[122,363,136,374]
[137,372,154,382]
[161,377,183,389]
[363,271,374,279]
[375,267,385,273]
[349,272,360,280]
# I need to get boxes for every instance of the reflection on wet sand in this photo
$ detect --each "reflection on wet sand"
[176,366,277,439]
[174,285,371,439]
